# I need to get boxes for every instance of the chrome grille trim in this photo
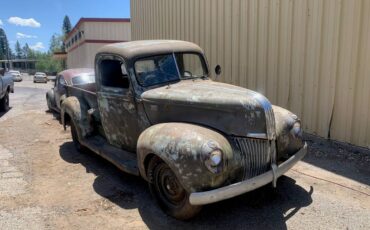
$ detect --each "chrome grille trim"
[233,137,274,179]
[253,95,276,140]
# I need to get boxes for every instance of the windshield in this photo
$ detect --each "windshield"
[71,74,95,85]
[134,52,207,87]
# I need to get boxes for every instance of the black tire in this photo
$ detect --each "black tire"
[147,157,202,220]
[46,96,53,112]
[0,92,9,112]
[70,119,85,152]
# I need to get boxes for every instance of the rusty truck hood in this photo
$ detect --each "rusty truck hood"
[141,79,274,137]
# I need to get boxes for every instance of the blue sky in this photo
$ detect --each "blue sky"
[0,0,130,52]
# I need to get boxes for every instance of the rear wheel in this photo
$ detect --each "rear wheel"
[0,92,9,112]
[147,157,202,220]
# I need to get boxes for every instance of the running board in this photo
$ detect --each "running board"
[81,136,139,176]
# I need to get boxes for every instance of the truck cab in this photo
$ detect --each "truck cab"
[61,40,307,220]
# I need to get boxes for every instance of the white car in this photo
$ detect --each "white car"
[33,72,48,83]
[9,70,23,82]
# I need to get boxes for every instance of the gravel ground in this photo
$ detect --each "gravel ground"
[0,80,369,229]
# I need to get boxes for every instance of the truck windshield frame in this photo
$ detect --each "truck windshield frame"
[134,52,208,87]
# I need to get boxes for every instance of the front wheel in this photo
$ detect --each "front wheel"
[147,157,202,220]
[46,96,52,112]
[0,92,9,112]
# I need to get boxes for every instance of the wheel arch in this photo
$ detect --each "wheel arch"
[137,122,234,193]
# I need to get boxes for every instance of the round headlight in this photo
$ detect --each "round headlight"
[209,150,222,167]
[291,122,303,138]
[204,149,223,173]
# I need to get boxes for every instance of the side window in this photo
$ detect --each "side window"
[59,76,66,86]
[100,59,129,89]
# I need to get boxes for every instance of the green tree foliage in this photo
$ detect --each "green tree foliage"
[0,28,10,60]
[49,34,63,53]
[15,40,23,59]
[23,43,35,59]
[35,52,62,73]
[61,15,72,52]
[62,15,72,35]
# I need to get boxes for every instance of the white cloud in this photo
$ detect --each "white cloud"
[16,32,37,39]
[8,17,41,28]
[0,20,3,26]
[30,42,45,50]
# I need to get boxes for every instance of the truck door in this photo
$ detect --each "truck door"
[96,55,141,152]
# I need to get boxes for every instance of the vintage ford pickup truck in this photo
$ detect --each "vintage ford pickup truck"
[0,68,14,112]
[61,40,307,220]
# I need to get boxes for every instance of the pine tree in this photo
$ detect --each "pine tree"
[15,40,23,59]
[23,43,34,59]
[0,28,10,60]
[62,16,72,35]
[61,15,72,52]
[49,34,63,53]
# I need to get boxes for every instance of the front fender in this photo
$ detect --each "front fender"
[137,122,234,193]
[46,90,56,108]
[273,105,304,159]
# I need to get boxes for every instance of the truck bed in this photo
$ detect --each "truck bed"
[66,83,98,111]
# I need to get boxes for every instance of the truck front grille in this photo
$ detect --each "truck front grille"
[233,137,275,180]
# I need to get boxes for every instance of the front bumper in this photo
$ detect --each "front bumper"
[189,143,307,205]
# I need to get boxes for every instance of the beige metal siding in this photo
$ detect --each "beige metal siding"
[67,43,88,69]
[131,0,370,148]
[66,21,131,68]
[84,22,131,41]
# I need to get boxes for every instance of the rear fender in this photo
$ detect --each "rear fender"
[137,122,234,193]
[61,96,92,139]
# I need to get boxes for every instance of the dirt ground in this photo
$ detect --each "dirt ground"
[0,80,369,230]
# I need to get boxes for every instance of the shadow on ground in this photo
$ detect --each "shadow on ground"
[45,110,61,120]
[0,107,12,118]
[303,134,370,186]
[59,142,313,229]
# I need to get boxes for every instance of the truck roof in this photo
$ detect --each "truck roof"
[97,40,204,60]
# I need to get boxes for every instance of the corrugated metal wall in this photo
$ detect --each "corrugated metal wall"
[131,0,370,148]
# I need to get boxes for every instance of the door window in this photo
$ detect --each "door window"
[58,76,66,89]
[100,59,129,89]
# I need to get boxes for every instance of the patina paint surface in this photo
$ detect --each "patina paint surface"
[141,79,270,137]
[137,122,235,192]
[97,90,145,152]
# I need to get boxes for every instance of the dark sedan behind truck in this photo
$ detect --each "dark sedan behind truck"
[46,68,94,113]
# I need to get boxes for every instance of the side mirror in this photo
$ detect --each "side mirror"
[215,65,222,76]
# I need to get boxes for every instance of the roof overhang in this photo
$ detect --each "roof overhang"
[53,52,67,60]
